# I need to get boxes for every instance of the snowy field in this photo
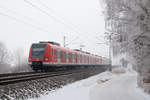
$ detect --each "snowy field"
[28,68,150,100]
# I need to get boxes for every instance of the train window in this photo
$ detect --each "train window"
[83,56,84,61]
[82,55,83,61]
[75,54,77,60]
[80,55,81,60]
[74,54,76,60]
[72,53,74,60]
[31,44,46,59]
[64,52,67,59]
[69,53,72,59]
[82,55,84,61]
[72,54,74,60]
[66,53,68,59]
[78,55,80,61]
[60,51,63,58]
[71,53,72,59]
[66,53,67,59]
[74,54,75,60]
[68,53,71,59]
[54,50,57,59]
[80,55,82,60]
[51,48,53,55]
[57,50,60,58]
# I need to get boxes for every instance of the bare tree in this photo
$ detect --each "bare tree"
[13,48,32,72]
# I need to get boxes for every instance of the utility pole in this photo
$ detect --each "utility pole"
[104,32,113,71]
[80,44,85,51]
[109,34,112,71]
[63,36,79,48]
[63,36,66,47]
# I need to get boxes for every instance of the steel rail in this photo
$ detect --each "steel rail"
[0,72,40,77]
[0,68,94,86]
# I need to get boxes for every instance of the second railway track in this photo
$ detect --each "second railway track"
[0,68,95,86]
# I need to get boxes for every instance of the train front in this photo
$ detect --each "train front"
[28,43,49,71]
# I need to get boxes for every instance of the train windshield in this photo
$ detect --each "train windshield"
[31,44,46,58]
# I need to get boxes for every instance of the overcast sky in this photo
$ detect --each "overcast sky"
[0,0,108,57]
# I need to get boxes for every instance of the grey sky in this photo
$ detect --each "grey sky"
[0,0,108,57]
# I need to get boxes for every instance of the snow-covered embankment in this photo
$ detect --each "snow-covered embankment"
[29,68,150,100]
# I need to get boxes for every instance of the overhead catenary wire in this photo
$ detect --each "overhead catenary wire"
[0,5,53,35]
[65,37,79,47]
[37,0,85,35]
[23,0,93,43]
[24,0,94,49]
[0,5,41,25]
[0,3,83,48]
[37,0,95,40]
[0,0,96,50]
[23,0,96,44]
[0,11,52,34]
[37,0,94,46]
[23,0,81,35]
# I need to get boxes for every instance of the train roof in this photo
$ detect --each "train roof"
[39,41,60,46]
[34,41,102,58]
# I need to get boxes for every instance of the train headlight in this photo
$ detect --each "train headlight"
[45,58,48,61]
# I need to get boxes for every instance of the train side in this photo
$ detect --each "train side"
[28,42,109,71]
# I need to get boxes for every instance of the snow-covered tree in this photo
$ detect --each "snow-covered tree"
[0,42,12,73]
[13,48,32,72]
[0,42,11,64]
[101,0,150,93]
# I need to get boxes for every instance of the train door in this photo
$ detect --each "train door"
[80,55,82,64]
[57,50,61,64]
[88,56,90,64]
[78,54,81,64]
[54,49,57,63]
[68,52,72,63]
[50,48,53,62]
[66,52,69,64]
[63,52,66,63]
[100,56,102,64]
[60,51,64,63]
[75,53,78,64]
[72,53,75,64]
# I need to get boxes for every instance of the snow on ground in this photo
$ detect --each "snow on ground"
[28,68,150,100]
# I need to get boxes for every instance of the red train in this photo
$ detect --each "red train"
[28,41,108,71]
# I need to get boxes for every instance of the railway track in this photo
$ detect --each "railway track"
[0,68,96,86]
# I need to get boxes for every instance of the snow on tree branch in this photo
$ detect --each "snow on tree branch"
[102,0,150,94]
